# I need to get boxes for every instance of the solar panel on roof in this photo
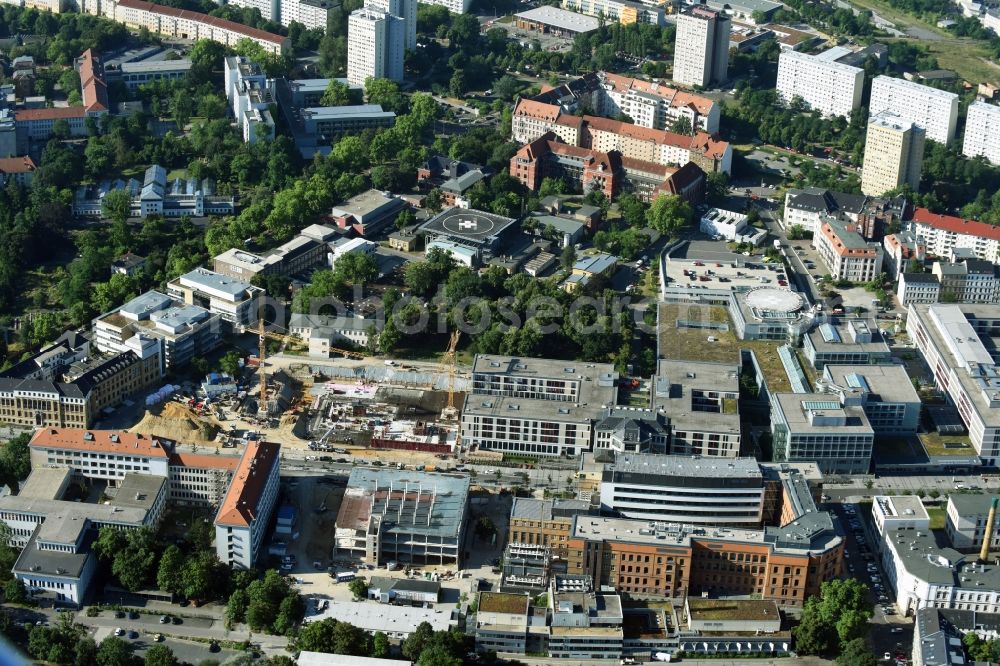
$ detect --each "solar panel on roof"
[845,373,869,392]
[802,400,840,411]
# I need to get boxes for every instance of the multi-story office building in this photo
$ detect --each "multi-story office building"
[819,365,921,435]
[593,407,669,454]
[652,359,742,457]
[214,440,281,569]
[166,268,263,330]
[475,592,531,654]
[963,101,1000,165]
[775,50,864,118]
[896,271,941,306]
[566,490,842,608]
[347,7,402,85]
[547,579,624,660]
[224,55,275,144]
[213,231,327,280]
[599,453,765,525]
[932,259,1000,304]
[770,392,875,474]
[334,468,470,565]
[908,208,1000,264]
[945,495,1000,552]
[861,112,925,196]
[802,319,891,370]
[93,291,223,372]
[869,75,959,145]
[673,7,730,88]
[814,218,884,283]
[783,187,906,238]
[0,332,160,429]
[29,427,173,481]
[168,451,240,507]
[875,495,1000,615]
[460,354,618,457]
[907,304,1000,464]
[508,497,592,560]
[301,104,396,137]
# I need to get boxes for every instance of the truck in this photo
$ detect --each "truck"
[773,239,782,250]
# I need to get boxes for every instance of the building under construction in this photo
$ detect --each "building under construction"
[334,468,470,566]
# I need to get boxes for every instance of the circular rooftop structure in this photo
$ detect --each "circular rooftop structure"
[743,287,807,320]
[438,210,503,237]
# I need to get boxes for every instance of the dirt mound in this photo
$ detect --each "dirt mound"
[133,401,217,444]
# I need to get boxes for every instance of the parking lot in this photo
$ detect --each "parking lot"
[664,251,791,292]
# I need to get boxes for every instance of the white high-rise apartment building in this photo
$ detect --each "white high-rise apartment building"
[347,8,397,86]
[962,101,1000,166]
[776,50,864,118]
[673,7,730,88]
[369,0,416,50]
[869,76,959,145]
[226,0,334,29]
[228,0,280,21]
[861,112,925,196]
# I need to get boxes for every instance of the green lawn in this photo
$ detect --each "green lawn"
[919,432,976,457]
[926,505,946,530]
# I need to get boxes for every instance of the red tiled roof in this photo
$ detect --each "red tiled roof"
[912,207,1000,242]
[170,452,241,471]
[600,72,715,116]
[0,156,36,174]
[513,98,561,122]
[214,440,280,527]
[115,0,287,45]
[30,428,172,458]
[15,106,86,121]
[79,49,109,113]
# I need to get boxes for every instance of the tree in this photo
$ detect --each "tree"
[96,636,137,666]
[424,188,443,212]
[156,544,185,594]
[297,618,372,654]
[0,433,31,492]
[144,645,179,666]
[373,632,391,658]
[646,194,693,236]
[181,550,222,601]
[348,577,369,600]
[320,79,353,106]
[4,578,26,604]
[618,193,646,227]
[792,578,873,656]
[787,224,809,240]
[907,258,924,273]
[836,638,878,666]
[365,77,406,114]
[670,116,693,135]
[402,621,436,660]
[102,188,133,226]
[219,350,243,377]
[395,208,416,230]
[705,171,729,205]
[333,252,378,285]
[560,244,576,270]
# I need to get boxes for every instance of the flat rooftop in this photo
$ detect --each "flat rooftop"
[947,493,997,515]
[420,207,518,244]
[297,655,410,666]
[806,320,890,354]
[653,359,742,433]
[330,189,403,220]
[479,591,530,615]
[13,528,91,579]
[107,474,167,512]
[874,495,929,520]
[514,5,600,32]
[773,393,874,434]
[687,599,780,622]
[120,59,192,73]
[118,290,172,318]
[605,452,761,482]
[822,364,920,405]
[17,467,71,501]
[176,268,256,299]
[310,600,455,634]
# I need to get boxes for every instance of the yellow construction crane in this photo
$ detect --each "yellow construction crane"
[440,330,461,420]
[256,317,364,413]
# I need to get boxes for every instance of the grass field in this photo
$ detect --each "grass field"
[925,505,946,530]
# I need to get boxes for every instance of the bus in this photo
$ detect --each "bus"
[335,571,356,583]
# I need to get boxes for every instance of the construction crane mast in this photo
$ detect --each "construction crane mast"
[255,316,364,416]
[440,330,461,420]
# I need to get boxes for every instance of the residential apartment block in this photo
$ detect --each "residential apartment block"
[214,440,281,569]
[819,365,921,435]
[814,217,884,283]
[908,208,1000,264]
[962,101,1000,165]
[224,55,275,144]
[511,99,732,174]
[861,112,925,196]
[599,453,765,525]
[460,354,619,457]
[802,319,891,370]
[80,0,289,54]
[93,291,223,372]
[931,259,1000,304]
[166,268,263,330]
[585,71,720,133]
[770,392,875,474]
[673,7,730,88]
[883,230,925,280]
[869,75,959,145]
[776,50,864,118]
[227,0,336,29]
[783,187,906,238]
[561,0,664,25]
[896,271,941,306]
[334,468,470,566]
[347,7,402,85]
[907,304,1000,465]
